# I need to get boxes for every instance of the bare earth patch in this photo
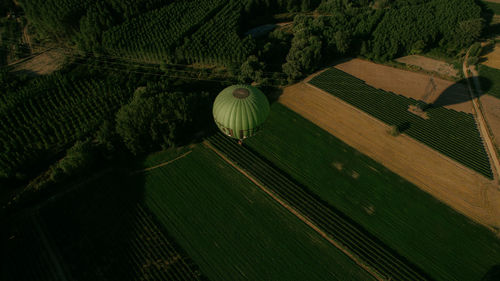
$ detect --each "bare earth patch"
[396,55,459,78]
[12,49,66,75]
[481,95,500,151]
[279,80,500,231]
[482,44,500,70]
[335,59,473,114]
[332,162,343,171]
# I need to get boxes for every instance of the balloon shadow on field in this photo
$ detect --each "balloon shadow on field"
[2,153,205,280]
[431,77,492,109]
[1,165,146,281]
[37,165,147,281]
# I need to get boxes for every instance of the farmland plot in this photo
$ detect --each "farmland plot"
[309,67,492,178]
[141,145,375,281]
[244,103,500,281]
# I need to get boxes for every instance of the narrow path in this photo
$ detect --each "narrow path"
[203,141,385,281]
[130,150,192,175]
[463,47,500,182]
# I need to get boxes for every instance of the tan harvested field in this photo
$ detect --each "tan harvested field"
[481,95,500,150]
[482,44,500,70]
[279,81,500,231]
[485,0,500,3]
[335,59,473,114]
[13,49,65,75]
[396,55,459,78]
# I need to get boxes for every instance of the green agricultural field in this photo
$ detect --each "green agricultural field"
[141,145,374,281]
[479,64,500,99]
[3,145,375,281]
[244,103,500,281]
[309,68,492,178]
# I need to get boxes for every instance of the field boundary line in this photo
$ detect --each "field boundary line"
[203,140,386,281]
[303,81,495,180]
[130,150,192,175]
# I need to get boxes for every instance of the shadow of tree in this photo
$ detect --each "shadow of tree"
[481,265,500,281]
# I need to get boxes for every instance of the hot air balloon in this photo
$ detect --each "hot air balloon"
[213,85,270,143]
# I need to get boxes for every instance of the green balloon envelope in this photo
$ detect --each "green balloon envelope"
[213,85,270,140]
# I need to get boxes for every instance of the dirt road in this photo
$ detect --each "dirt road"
[279,81,500,232]
[204,141,384,281]
[464,47,500,181]
[396,55,459,78]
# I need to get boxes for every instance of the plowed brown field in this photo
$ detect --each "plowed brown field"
[334,59,473,114]
[279,80,500,231]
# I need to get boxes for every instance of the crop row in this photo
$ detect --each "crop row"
[0,75,132,178]
[177,0,255,65]
[309,68,492,178]
[208,133,431,281]
[102,0,225,62]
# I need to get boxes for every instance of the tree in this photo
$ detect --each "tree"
[239,55,265,83]
[115,83,194,154]
[50,140,95,181]
[283,32,322,81]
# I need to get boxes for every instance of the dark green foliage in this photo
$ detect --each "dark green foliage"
[50,140,96,182]
[317,0,372,13]
[309,68,492,178]
[94,120,119,155]
[469,42,483,57]
[0,17,27,65]
[102,0,225,62]
[17,0,172,39]
[0,1,15,17]
[239,55,265,83]
[115,82,198,154]
[0,68,29,92]
[282,17,323,81]
[243,0,322,16]
[281,5,385,80]
[370,0,483,60]
[177,0,256,65]
[17,0,86,38]
[75,2,117,53]
[0,73,132,180]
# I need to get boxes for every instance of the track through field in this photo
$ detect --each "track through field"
[203,141,385,281]
[207,133,431,281]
